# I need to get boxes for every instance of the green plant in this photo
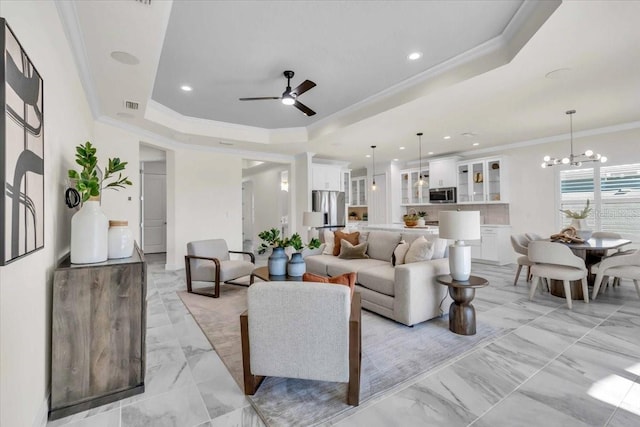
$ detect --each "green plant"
[559,199,592,219]
[257,228,321,254]
[67,141,132,202]
[417,211,427,218]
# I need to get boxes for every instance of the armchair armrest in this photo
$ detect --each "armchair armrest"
[229,250,256,264]
[184,255,222,295]
[348,292,361,406]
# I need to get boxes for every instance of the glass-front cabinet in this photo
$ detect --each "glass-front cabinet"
[457,157,506,203]
[400,167,429,205]
[342,170,351,205]
[350,177,367,206]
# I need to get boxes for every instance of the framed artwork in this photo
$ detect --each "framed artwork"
[1,18,44,266]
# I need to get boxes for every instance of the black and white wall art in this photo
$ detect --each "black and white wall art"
[1,18,44,266]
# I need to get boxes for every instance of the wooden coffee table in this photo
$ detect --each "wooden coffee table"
[250,266,302,284]
[436,275,489,336]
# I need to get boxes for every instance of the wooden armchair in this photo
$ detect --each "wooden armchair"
[185,239,255,298]
[240,282,361,405]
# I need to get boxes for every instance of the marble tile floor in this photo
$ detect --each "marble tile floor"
[47,258,640,427]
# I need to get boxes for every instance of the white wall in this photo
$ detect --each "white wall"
[0,2,95,426]
[245,166,288,243]
[166,149,243,269]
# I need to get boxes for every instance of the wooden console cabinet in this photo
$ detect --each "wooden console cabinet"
[49,245,146,420]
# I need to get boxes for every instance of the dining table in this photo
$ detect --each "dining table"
[547,237,632,299]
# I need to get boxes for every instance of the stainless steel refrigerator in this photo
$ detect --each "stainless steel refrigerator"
[312,190,346,228]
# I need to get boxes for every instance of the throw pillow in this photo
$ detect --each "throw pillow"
[392,240,409,266]
[338,240,369,259]
[404,235,434,264]
[333,230,360,256]
[302,272,356,297]
[432,238,448,260]
[322,230,335,255]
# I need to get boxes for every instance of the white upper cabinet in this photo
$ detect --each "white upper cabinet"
[457,157,507,203]
[350,177,367,206]
[400,167,429,205]
[312,164,342,191]
[428,158,458,188]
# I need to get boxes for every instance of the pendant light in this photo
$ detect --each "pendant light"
[371,145,377,191]
[417,132,424,186]
[541,110,607,168]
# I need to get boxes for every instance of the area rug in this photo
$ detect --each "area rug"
[178,286,508,426]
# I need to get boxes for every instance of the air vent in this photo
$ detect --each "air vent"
[124,101,139,110]
[134,0,151,5]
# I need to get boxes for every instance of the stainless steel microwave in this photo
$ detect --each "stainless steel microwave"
[429,187,456,203]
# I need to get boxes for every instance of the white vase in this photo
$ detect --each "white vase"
[108,220,134,259]
[417,218,426,227]
[71,200,108,264]
[570,219,588,229]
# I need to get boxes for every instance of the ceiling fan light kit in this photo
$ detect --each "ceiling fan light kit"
[541,110,607,168]
[239,70,316,116]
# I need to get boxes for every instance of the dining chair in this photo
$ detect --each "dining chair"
[510,234,534,286]
[589,231,633,287]
[591,249,640,300]
[525,232,544,241]
[528,241,589,309]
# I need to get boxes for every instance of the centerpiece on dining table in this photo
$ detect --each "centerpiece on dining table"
[555,199,593,242]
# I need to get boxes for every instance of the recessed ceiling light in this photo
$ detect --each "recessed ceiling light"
[443,136,451,140]
[366,154,371,158]
[180,85,193,92]
[472,142,480,146]
[393,158,399,162]
[428,151,434,155]
[399,146,405,150]
[407,52,422,61]
[110,51,139,65]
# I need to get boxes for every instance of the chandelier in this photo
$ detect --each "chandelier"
[541,110,607,168]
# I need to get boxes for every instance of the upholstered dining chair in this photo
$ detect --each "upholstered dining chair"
[240,281,361,406]
[528,241,589,309]
[591,249,640,300]
[510,234,534,286]
[185,239,255,298]
[525,232,544,242]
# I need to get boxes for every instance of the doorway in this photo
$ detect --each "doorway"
[242,180,254,252]
[141,161,167,253]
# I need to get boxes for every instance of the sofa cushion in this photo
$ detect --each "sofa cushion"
[432,238,448,260]
[322,230,335,255]
[338,240,369,259]
[366,231,402,262]
[357,264,396,297]
[333,230,360,256]
[305,254,337,276]
[405,236,434,264]
[327,258,388,277]
[392,240,410,266]
[302,272,356,297]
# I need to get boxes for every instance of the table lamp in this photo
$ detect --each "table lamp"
[303,211,324,241]
[438,210,481,281]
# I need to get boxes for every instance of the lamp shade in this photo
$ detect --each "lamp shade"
[303,211,324,227]
[438,211,481,241]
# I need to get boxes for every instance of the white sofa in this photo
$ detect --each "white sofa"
[305,230,451,326]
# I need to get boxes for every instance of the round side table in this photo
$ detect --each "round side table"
[436,274,489,336]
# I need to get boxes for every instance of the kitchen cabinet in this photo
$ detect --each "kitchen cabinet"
[342,170,351,204]
[469,225,512,265]
[457,157,506,203]
[350,177,367,206]
[312,164,342,191]
[400,167,429,205]
[428,158,458,188]
[50,245,146,419]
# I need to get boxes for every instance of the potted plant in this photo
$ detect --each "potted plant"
[559,199,592,239]
[286,233,320,277]
[258,228,320,276]
[417,211,427,227]
[67,141,132,264]
[403,209,419,227]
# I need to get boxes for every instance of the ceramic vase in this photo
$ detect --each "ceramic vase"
[268,247,288,276]
[417,218,426,227]
[108,220,134,259]
[570,218,592,240]
[287,252,306,277]
[71,200,108,264]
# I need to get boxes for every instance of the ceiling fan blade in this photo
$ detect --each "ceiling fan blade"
[290,80,316,97]
[238,97,281,101]
[294,100,316,116]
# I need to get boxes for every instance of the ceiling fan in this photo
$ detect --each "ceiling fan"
[239,70,317,116]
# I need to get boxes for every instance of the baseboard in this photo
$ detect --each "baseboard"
[32,394,49,427]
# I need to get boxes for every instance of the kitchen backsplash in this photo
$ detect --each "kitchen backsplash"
[404,203,510,225]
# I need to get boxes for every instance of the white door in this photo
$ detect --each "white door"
[370,173,387,224]
[242,181,254,243]
[143,173,167,253]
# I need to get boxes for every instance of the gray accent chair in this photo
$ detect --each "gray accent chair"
[528,241,589,309]
[240,282,361,405]
[510,234,534,286]
[185,239,255,298]
[591,249,640,300]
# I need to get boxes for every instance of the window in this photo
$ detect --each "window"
[559,163,640,241]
